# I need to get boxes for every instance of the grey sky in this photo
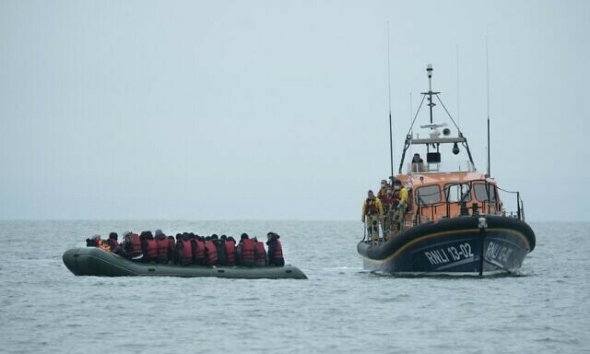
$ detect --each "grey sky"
[1,1,588,221]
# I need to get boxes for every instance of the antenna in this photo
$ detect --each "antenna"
[425,64,436,124]
[387,21,394,181]
[456,45,460,128]
[486,36,491,177]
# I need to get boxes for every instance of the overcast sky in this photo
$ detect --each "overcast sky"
[1,0,588,221]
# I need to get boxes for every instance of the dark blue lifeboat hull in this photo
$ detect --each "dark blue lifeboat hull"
[357,215,535,275]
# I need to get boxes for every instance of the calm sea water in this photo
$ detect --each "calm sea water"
[0,220,588,354]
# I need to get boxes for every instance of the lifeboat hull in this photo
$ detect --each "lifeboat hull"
[357,215,535,275]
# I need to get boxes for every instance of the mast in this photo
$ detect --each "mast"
[486,37,491,177]
[387,22,394,181]
[427,64,435,123]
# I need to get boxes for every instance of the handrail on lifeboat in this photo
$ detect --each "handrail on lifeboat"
[412,180,525,223]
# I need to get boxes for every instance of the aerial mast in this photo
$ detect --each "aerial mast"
[387,22,394,182]
[425,64,438,124]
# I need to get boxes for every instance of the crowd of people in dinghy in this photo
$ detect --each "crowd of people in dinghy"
[86,230,285,267]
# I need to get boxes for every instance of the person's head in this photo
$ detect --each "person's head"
[367,190,375,199]
[155,229,163,237]
[412,153,421,162]
[394,179,402,190]
[211,234,218,240]
[381,179,387,187]
[241,233,249,240]
[109,232,118,240]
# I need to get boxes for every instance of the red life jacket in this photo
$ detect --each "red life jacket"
[365,198,379,215]
[145,239,158,260]
[204,241,218,266]
[155,237,169,262]
[225,240,236,265]
[194,239,206,262]
[272,240,284,260]
[128,233,142,258]
[180,239,192,263]
[255,242,267,266]
[240,239,255,263]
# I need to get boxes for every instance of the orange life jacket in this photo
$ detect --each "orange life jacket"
[204,241,218,266]
[225,240,236,265]
[128,233,142,258]
[240,239,256,264]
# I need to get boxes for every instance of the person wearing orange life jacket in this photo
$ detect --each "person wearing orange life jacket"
[122,231,143,259]
[237,233,256,267]
[154,229,169,264]
[190,235,206,265]
[377,179,390,201]
[362,190,384,243]
[391,179,409,232]
[177,233,193,266]
[253,237,267,266]
[224,236,237,266]
[140,231,158,263]
[378,186,395,239]
[266,232,285,267]
[203,236,218,266]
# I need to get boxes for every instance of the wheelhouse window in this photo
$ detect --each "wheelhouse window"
[416,185,442,206]
[444,183,472,203]
[473,183,497,202]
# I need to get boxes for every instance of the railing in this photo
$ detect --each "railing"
[406,160,476,174]
[409,181,525,226]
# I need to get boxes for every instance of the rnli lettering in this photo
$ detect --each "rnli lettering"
[486,241,513,263]
[424,243,474,265]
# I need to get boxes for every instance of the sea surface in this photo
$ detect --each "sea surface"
[0,220,588,354]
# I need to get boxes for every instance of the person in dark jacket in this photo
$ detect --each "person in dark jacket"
[213,235,227,266]
[266,232,285,267]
